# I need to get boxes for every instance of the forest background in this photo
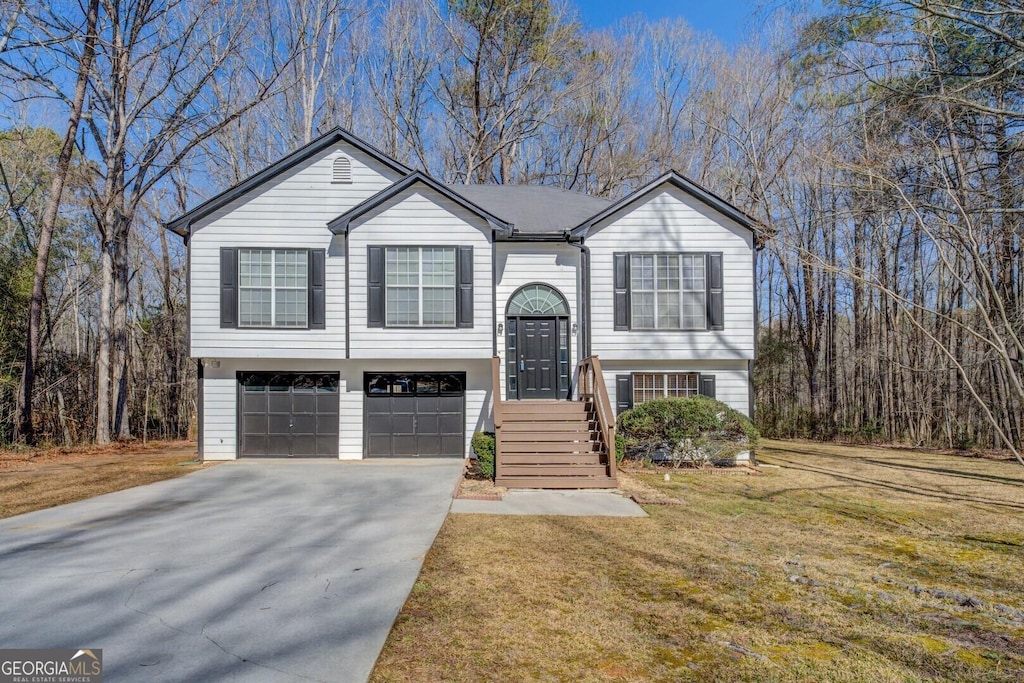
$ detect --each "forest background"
[0,0,1020,463]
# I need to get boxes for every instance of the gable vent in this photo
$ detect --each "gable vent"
[332,155,352,184]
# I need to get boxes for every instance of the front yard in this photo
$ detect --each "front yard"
[0,441,209,519]
[372,439,1024,682]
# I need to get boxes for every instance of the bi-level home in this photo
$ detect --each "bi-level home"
[166,129,756,488]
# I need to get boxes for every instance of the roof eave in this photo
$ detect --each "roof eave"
[164,128,413,236]
[571,171,757,237]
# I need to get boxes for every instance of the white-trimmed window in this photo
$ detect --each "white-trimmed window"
[630,254,706,330]
[632,372,699,405]
[238,249,308,327]
[385,247,456,326]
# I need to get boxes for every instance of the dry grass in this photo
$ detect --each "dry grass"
[372,439,1024,682]
[0,440,211,519]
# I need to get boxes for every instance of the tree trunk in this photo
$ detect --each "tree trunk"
[14,0,99,444]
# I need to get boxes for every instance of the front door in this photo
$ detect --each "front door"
[517,317,558,399]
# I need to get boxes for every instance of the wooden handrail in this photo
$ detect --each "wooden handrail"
[491,355,503,481]
[575,355,617,480]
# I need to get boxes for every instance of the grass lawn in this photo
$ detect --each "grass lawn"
[372,439,1024,682]
[0,440,210,519]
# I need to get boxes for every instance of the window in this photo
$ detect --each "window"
[630,254,706,330]
[632,373,699,405]
[238,249,308,327]
[386,247,456,326]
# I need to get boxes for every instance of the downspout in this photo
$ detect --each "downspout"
[566,235,590,358]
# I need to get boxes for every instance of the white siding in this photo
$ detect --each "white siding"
[587,186,755,361]
[200,359,491,460]
[189,143,401,359]
[348,188,493,358]
[494,243,580,398]
[600,360,751,417]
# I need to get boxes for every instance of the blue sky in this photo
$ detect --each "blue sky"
[575,0,760,43]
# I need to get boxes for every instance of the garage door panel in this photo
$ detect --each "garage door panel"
[291,414,316,433]
[439,396,462,412]
[242,414,267,433]
[267,414,291,434]
[242,393,267,412]
[392,435,417,455]
[416,413,440,435]
[290,435,317,457]
[292,394,316,413]
[441,435,463,455]
[439,413,462,434]
[268,393,292,412]
[316,394,339,412]
[267,435,292,454]
[391,413,415,434]
[317,416,339,435]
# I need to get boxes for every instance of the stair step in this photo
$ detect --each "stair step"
[495,475,618,489]
[501,441,602,454]
[502,421,594,433]
[500,465,609,477]
[500,432,599,443]
[500,454,604,465]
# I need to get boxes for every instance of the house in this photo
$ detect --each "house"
[166,128,757,487]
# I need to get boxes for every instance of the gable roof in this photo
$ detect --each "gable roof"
[165,128,412,237]
[571,171,757,237]
[327,172,514,236]
[447,184,611,235]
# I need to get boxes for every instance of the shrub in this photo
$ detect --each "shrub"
[615,433,627,463]
[617,397,758,467]
[471,431,495,479]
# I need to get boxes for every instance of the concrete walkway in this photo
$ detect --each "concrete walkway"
[0,458,463,683]
[451,489,648,516]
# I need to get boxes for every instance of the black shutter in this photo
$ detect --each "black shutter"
[707,252,724,331]
[456,246,473,328]
[309,249,326,329]
[699,374,716,398]
[220,247,237,328]
[367,246,385,328]
[613,253,630,331]
[615,374,633,414]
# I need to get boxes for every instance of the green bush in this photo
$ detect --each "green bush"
[617,397,758,466]
[615,433,627,463]
[471,431,495,479]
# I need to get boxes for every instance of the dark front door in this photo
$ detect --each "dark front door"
[518,317,558,399]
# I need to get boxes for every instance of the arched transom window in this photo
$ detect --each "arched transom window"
[507,284,568,316]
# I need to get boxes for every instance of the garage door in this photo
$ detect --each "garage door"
[364,372,465,457]
[238,372,339,457]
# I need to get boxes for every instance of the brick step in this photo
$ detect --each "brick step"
[500,453,604,465]
[495,475,618,489]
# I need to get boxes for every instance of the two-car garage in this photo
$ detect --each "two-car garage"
[236,371,466,458]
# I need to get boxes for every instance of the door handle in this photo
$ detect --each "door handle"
[519,360,525,371]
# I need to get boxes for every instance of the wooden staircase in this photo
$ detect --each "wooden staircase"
[492,356,618,489]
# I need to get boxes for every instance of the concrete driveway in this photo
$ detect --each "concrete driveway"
[0,459,463,682]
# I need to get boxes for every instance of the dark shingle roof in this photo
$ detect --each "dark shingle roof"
[446,184,611,235]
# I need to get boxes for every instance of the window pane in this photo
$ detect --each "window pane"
[631,291,655,329]
[275,288,308,327]
[682,291,706,329]
[274,249,307,288]
[421,248,455,287]
[239,288,272,326]
[658,254,679,290]
[666,373,699,397]
[387,287,418,325]
[630,255,654,290]
[681,254,705,291]
[422,287,455,325]
[386,247,418,286]
[657,291,680,329]
[633,373,665,405]
[239,249,272,287]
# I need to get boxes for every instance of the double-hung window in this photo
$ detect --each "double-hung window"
[632,372,700,405]
[238,248,308,327]
[386,247,456,327]
[630,254,706,330]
